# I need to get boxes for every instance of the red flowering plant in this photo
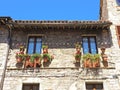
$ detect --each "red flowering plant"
[15,46,25,63]
[75,42,81,62]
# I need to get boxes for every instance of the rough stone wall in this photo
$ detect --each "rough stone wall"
[0,27,9,89]
[100,0,120,89]
[101,0,120,72]
[101,0,120,22]
[100,0,108,20]
[2,28,119,90]
[104,0,120,24]
[7,29,109,68]
[3,68,120,90]
[101,0,120,49]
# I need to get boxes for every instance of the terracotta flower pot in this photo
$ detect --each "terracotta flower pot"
[92,61,100,68]
[101,47,106,54]
[102,54,108,61]
[83,58,92,68]
[102,61,108,68]
[34,58,41,68]
[43,57,48,62]
[16,57,22,63]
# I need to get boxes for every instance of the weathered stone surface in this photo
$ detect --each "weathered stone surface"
[1,0,120,89]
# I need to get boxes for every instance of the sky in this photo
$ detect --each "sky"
[0,0,100,20]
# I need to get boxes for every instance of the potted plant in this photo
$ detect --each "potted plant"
[30,53,42,68]
[16,54,25,63]
[82,53,93,68]
[92,54,100,68]
[100,47,106,54]
[24,54,33,68]
[42,45,48,54]
[75,42,81,62]
[16,45,25,63]
[100,47,108,67]
[75,54,81,62]
[82,53,101,68]
[42,53,51,62]
[101,54,108,68]
[75,42,81,49]
[30,53,41,62]
[24,54,30,61]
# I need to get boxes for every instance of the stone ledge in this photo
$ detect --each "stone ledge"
[6,67,115,70]
[5,67,116,79]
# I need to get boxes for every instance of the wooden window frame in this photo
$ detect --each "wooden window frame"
[82,36,98,54]
[27,35,42,54]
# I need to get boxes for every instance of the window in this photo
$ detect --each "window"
[22,83,39,90]
[86,83,103,90]
[27,36,42,54]
[116,0,120,6]
[82,36,98,54]
[116,26,120,47]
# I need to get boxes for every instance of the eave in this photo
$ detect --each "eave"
[0,17,112,30]
[13,20,112,30]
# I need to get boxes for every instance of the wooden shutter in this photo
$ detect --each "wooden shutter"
[116,26,120,46]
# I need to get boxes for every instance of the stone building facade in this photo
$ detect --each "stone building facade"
[0,0,120,90]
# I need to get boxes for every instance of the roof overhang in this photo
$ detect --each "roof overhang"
[0,17,112,30]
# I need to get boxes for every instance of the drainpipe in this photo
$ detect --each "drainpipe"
[0,24,12,90]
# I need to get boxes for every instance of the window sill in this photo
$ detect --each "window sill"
[7,66,115,70]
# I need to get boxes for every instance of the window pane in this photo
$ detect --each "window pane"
[82,37,89,54]
[35,38,42,54]
[90,37,97,54]
[28,38,35,54]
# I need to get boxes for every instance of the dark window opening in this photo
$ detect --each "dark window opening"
[22,83,39,90]
[86,83,103,90]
